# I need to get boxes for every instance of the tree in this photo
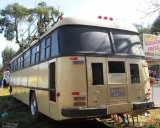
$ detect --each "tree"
[140,0,160,17]
[1,46,15,66]
[151,15,160,34]
[134,24,151,42]
[0,2,61,51]
[31,2,61,35]
[0,3,29,50]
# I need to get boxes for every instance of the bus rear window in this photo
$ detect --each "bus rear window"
[59,26,112,55]
[130,64,140,83]
[112,30,144,56]
[108,61,125,73]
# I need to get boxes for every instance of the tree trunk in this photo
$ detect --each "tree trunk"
[15,19,23,51]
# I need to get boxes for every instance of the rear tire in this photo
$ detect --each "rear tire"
[30,92,39,121]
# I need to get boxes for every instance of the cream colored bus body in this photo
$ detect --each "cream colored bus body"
[10,17,153,121]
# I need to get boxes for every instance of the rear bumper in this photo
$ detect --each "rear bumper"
[61,107,107,117]
[133,101,154,111]
[61,101,154,118]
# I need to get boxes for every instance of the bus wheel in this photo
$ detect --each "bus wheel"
[30,92,39,121]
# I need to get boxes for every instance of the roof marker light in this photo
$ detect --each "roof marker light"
[59,16,63,20]
[97,16,102,19]
[109,17,113,21]
[103,16,108,20]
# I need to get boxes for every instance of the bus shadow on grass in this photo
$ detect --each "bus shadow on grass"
[0,95,108,128]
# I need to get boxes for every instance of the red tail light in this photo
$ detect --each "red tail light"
[70,57,78,61]
[72,92,80,96]
[145,88,151,100]
[143,60,148,67]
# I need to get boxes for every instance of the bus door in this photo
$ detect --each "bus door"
[86,57,107,107]
[49,60,58,119]
[126,59,142,102]
[107,58,128,104]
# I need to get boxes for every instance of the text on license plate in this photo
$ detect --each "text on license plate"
[110,88,125,97]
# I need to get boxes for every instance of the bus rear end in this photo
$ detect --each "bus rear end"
[57,57,153,120]
[53,21,154,120]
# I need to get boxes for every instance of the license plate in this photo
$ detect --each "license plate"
[110,88,125,97]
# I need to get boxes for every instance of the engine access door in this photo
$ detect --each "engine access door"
[86,57,108,107]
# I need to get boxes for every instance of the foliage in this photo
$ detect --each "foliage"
[134,24,151,42]
[33,1,60,19]
[0,2,61,51]
[1,46,15,66]
[151,16,160,34]
[141,0,160,18]
[155,112,160,121]
[0,3,29,50]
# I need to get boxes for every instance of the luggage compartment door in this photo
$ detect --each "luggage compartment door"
[86,57,107,107]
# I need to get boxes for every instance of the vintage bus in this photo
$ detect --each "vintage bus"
[10,17,154,122]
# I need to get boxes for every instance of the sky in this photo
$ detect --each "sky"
[0,0,159,63]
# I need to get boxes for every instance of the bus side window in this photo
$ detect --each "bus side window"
[14,59,18,71]
[49,62,56,102]
[46,37,50,59]
[20,56,23,69]
[11,62,14,72]
[40,40,45,61]
[31,45,39,64]
[40,37,50,61]
[130,64,140,84]
[24,50,30,68]
[51,30,59,57]
[35,45,39,63]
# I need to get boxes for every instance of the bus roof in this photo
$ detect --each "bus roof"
[10,17,138,62]
[50,17,138,33]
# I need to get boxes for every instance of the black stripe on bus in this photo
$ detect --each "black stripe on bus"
[11,85,55,92]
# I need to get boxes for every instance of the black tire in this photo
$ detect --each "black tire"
[30,92,40,121]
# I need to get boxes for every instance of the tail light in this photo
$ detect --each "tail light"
[70,57,78,61]
[145,88,151,101]
[143,60,148,67]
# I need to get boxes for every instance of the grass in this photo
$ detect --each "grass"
[0,87,55,128]
[0,87,108,128]
[0,88,10,96]
[1,87,160,128]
